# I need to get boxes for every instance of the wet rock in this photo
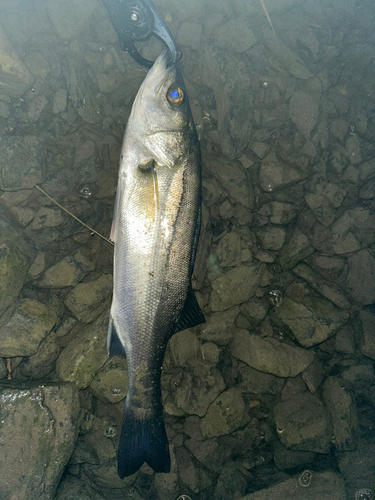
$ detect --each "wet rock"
[176,22,202,50]
[64,274,113,323]
[289,91,320,140]
[274,392,332,454]
[0,26,35,97]
[28,94,48,122]
[204,154,253,208]
[56,310,108,389]
[331,208,375,255]
[259,153,309,192]
[359,176,375,199]
[169,329,201,367]
[345,134,362,165]
[56,476,106,500]
[214,461,248,500]
[47,0,101,39]
[301,357,325,393]
[215,230,242,267]
[334,324,356,354]
[176,447,200,493]
[17,331,60,379]
[278,229,314,270]
[39,249,95,288]
[347,249,375,305]
[199,306,240,344]
[293,263,350,309]
[31,206,65,230]
[240,297,269,324]
[53,88,68,114]
[210,264,264,311]
[55,316,78,338]
[237,363,278,394]
[305,182,346,227]
[0,298,57,357]
[195,47,254,158]
[200,388,245,438]
[257,225,286,251]
[272,439,317,471]
[322,376,358,451]
[0,381,81,500]
[0,136,44,190]
[358,309,375,361]
[89,357,128,404]
[8,205,36,227]
[215,19,257,53]
[173,357,226,417]
[258,201,298,225]
[185,437,231,473]
[274,295,349,348]
[231,329,314,377]
[28,251,46,279]
[238,470,346,500]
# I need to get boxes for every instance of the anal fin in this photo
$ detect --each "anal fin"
[107,315,126,359]
[174,285,205,334]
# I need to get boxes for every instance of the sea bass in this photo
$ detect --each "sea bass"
[108,50,204,478]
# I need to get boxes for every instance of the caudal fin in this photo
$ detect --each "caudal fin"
[117,405,171,478]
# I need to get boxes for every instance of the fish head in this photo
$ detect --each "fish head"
[129,50,196,169]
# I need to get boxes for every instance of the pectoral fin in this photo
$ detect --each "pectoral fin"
[107,314,126,359]
[174,285,205,333]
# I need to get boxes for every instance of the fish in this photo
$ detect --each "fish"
[108,49,204,479]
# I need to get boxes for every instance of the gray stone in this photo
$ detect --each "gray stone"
[204,154,253,207]
[173,357,226,417]
[201,342,220,365]
[241,297,269,324]
[64,274,113,323]
[210,264,264,311]
[39,249,95,288]
[262,26,313,80]
[56,477,106,500]
[322,376,358,451]
[237,471,346,500]
[215,19,257,53]
[237,363,278,394]
[274,392,332,454]
[215,230,242,267]
[274,296,349,348]
[185,438,231,473]
[278,229,314,270]
[257,225,286,251]
[31,206,65,230]
[293,263,350,309]
[169,329,201,367]
[56,310,109,389]
[359,176,375,199]
[0,136,44,189]
[28,251,46,279]
[214,462,248,500]
[17,332,60,379]
[176,22,202,50]
[345,134,362,164]
[28,94,48,122]
[53,88,68,113]
[272,439,317,471]
[259,153,308,192]
[231,329,314,377]
[24,52,50,79]
[347,250,375,305]
[169,0,206,21]
[0,26,35,97]
[330,118,349,143]
[0,298,57,357]
[198,307,240,345]
[8,205,36,227]
[0,101,9,118]
[193,47,254,158]
[0,382,81,500]
[258,201,298,225]
[175,447,200,493]
[301,358,325,393]
[55,316,78,338]
[358,309,375,361]
[334,325,356,354]
[89,357,128,404]
[200,388,245,438]
[331,208,375,255]
[47,0,101,39]
[289,90,320,139]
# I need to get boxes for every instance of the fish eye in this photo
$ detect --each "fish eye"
[166,86,185,106]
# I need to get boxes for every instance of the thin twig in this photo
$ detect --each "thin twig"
[6,358,11,381]
[35,184,114,246]
[260,0,276,36]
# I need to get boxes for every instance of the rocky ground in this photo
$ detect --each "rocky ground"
[0,0,374,499]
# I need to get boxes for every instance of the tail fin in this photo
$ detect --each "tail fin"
[117,404,171,478]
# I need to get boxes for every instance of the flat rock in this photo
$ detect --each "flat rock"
[347,249,375,305]
[64,274,113,323]
[16,332,60,379]
[215,19,257,53]
[39,249,95,288]
[89,357,128,404]
[0,381,81,500]
[274,296,349,348]
[273,392,332,454]
[210,264,264,311]
[358,309,375,361]
[289,90,320,139]
[47,0,101,39]
[278,229,314,270]
[0,136,44,189]
[56,310,109,389]
[259,153,308,192]
[198,307,240,345]
[215,230,242,267]
[322,376,358,451]
[0,298,57,357]
[31,207,65,230]
[173,357,226,417]
[0,26,35,97]
[257,225,286,251]
[200,388,245,438]
[237,470,346,500]
[168,329,201,367]
[231,329,314,377]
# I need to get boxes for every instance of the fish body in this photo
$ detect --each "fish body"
[108,50,204,478]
